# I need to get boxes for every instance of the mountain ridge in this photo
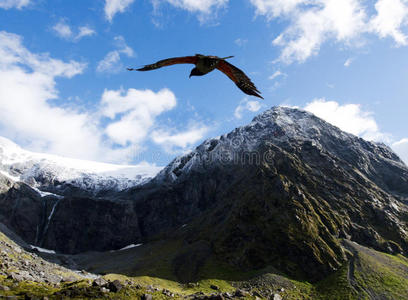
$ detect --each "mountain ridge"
[0,136,162,197]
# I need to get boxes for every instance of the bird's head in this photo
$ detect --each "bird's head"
[189,68,204,78]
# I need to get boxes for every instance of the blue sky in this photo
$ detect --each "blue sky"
[0,0,407,167]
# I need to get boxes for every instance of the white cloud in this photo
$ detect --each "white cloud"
[270,0,366,63]
[0,31,99,160]
[392,138,408,165]
[250,0,408,64]
[97,36,134,73]
[151,125,208,153]
[0,30,199,164]
[113,35,134,56]
[101,88,177,145]
[52,21,96,41]
[75,26,96,41]
[0,0,30,9]
[151,0,227,22]
[250,0,304,19]
[234,98,262,119]
[52,21,73,39]
[268,70,286,80]
[154,0,227,13]
[234,38,248,46]
[97,51,121,73]
[304,99,389,142]
[370,0,408,45]
[344,57,353,67]
[105,0,135,22]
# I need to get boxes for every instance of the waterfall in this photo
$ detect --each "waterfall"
[39,198,61,247]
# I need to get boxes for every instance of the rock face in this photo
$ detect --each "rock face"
[42,196,142,253]
[1,106,407,280]
[0,174,142,254]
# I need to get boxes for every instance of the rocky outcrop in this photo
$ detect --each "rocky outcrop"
[0,224,85,283]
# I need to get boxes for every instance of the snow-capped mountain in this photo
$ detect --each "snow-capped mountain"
[157,106,406,186]
[0,136,162,196]
[1,106,407,264]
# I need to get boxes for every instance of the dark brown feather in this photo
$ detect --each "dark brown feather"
[135,56,198,71]
[216,60,263,99]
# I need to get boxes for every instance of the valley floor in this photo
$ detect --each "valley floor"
[1,228,408,300]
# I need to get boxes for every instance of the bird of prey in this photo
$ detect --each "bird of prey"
[127,54,263,99]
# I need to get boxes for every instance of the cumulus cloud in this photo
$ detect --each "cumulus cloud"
[97,36,134,73]
[304,99,385,141]
[0,0,30,9]
[370,0,408,45]
[392,138,408,165]
[0,31,98,160]
[234,98,262,119]
[101,88,177,145]
[250,0,408,63]
[52,21,95,41]
[273,0,366,63]
[105,0,135,22]
[0,30,201,164]
[151,125,208,153]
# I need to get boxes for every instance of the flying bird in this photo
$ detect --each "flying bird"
[127,54,263,99]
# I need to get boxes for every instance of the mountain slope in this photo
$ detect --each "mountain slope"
[125,106,408,281]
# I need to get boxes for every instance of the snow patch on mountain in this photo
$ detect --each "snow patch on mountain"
[0,136,163,194]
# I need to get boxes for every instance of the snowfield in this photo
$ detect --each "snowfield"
[0,136,163,194]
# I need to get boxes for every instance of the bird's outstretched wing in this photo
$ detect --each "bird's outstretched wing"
[128,56,198,71]
[216,60,263,99]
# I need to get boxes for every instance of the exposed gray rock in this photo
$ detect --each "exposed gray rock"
[92,277,107,287]
[141,294,153,300]
[271,294,282,300]
[233,289,249,297]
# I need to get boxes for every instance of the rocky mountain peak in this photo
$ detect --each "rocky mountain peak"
[157,106,406,187]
